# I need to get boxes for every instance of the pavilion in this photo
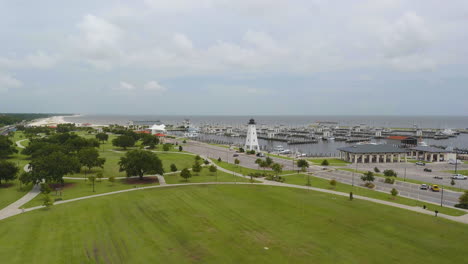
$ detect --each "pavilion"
[408,146,454,162]
[338,144,408,163]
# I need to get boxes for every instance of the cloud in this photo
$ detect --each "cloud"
[143,81,167,93]
[0,73,22,92]
[114,81,136,91]
[0,51,58,70]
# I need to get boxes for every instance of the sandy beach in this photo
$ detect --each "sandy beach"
[28,115,74,127]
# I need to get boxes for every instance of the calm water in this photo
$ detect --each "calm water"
[64,114,468,154]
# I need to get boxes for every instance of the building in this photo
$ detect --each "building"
[408,146,455,162]
[149,124,166,135]
[244,119,260,151]
[338,144,408,163]
[385,136,418,146]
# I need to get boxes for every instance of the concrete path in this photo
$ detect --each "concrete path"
[156,175,166,185]
[0,184,40,220]
[16,139,28,149]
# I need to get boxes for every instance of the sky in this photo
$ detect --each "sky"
[0,0,467,115]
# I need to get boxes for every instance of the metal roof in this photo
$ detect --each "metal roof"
[409,146,451,153]
[338,144,407,154]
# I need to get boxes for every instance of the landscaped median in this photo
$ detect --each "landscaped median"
[212,159,296,176]
[308,158,350,166]
[281,173,466,217]
[164,167,254,184]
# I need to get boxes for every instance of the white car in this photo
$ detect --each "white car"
[448,159,462,165]
[420,184,428,190]
[452,174,467,180]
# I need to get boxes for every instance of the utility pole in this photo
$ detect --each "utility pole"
[440,187,444,207]
[454,152,458,175]
[404,167,407,182]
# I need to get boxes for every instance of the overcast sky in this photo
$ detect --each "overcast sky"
[1,0,467,115]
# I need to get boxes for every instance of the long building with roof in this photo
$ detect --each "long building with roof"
[338,144,408,163]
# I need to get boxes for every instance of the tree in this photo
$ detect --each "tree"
[180,168,192,182]
[451,179,456,186]
[96,172,103,182]
[234,158,240,166]
[88,175,96,192]
[0,160,19,185]
[19,171,33,188]
[170,163,178,172]
[43,194,53,208]
[192,161,202,175]
[330,179,337,189]
[195,155,201,161]
[390,188,399,199]
[297,159,309,172]
[255,158,263,169]
[265,157,273,167]
[77,147,105,175]
[271,163,283,177]
[118,150,164,180]
[217,157,222,162]
[209,165,217,174]
[29,152,81,184]
[361,171,375,183]
[95,133,109,143]
[0,135,18,158]
[321,159,329,166]
[141,134,159,146]
[239,147,245,153]
[179,146,183,152]
[459,191,468,205]
[383,169,397,177]
[203,159,210,165]
[108,176,116,186]
[112,135,136,150]
[259,160,268,171]
[182,140,187,143]
[162,143,171,151]
[374,167,380,173]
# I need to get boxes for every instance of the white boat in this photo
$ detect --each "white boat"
[442,129,455,136]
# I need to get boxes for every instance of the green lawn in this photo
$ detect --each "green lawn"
[309,158,350,166]
[282,174,465,216]
[1,185,467,263]
[213,160,296,176]
[164,167,254,184]
[266,153,294,160]
[22,177,160,208]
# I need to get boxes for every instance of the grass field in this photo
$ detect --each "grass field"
[213,160,296,176]
[22,177,160,208]
[1,185,467,263]
[282,174,465,216]
[309,158,350,166]
[164,167,254,184]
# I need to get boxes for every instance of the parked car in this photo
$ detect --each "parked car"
[424,168,432,172]
[256,152,265,157]
[452,174,467,180]
[415,162,426,166]
[233,153,239,157]
[431,185,440,192]
[420,184,428,190]
[448,159,462,165]
[433,176,443,179]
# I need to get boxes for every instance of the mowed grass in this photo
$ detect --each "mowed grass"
[164,167,254,184]
[22,177,160,208]
[282,174,465,216]
[309,158,350,166]
[1,185,468,263]
[213,160,295,176]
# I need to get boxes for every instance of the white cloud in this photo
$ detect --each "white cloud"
[114,81,136,91]
[143,81,167,93]
[0,73,22,92]
[0,51,58,70]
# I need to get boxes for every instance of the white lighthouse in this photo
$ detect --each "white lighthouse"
[245,118,260,151]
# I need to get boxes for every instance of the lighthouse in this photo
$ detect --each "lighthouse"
[245,118,260,151]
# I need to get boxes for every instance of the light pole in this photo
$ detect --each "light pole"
[440,187,444,207]
[454,152,458,175]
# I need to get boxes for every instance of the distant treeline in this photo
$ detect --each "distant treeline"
[0,113,70,126]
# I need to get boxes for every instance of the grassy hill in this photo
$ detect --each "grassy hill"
[1,185,467,263]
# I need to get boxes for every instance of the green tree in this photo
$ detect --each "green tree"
[234,158,240,166]
[29,152,81,184]
[361,171,375,183]
[95,132,109,143]
[43,194,53,208]
[0,135,18,158]
[141,134,159,146]
[96,172,103,182]
[179,146,183,152]
[195,155,201,161]
[321,159,329,166]
[330,179,337,189]
[192,161,202,175]
[255,158,262,169]
[0,160,19,185]
[118,150,164,180]
[112,135,136,150]
[451,179,456,186]
[390,188,399,199]
[108,176,116,186]
[77,147,105,175]
[265,157,273,167]
[209,164,217,173]
[88,175,96,192]
[180,168,192,182]
[297,159,309,172]
[163,144,171,151]
[217,157,222,162]
[19,171,33,188]
[459,191,468,205]
[383,169,397,177]
[271,163,283,177]
[374,167,380,173]
[170,163,178,172]
[203,159,210,165]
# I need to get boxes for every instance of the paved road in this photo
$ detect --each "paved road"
[314,169,462,207]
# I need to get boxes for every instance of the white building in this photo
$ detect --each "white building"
[149,124,166,135]
[244,119,260,151]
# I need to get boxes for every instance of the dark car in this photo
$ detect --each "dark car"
[433,176,443,179]
[424,168,432,172]
[233,153,239,157]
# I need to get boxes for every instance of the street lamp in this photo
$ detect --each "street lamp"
[440,187,444,207]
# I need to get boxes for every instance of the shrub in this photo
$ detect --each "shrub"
[266,175,285,182]
[455,204,468,209]
[217,157,222,162]
[390,188,398,199]
[330,179,337,188]
[204,159,210,165]
[383,169,397,177]
[374,167,380,173]
[179,146,183,152]
[247,172,274,178]
[364,182,375,188]
[182,140,187,143]
[384,177,395,184]
[239,147,245,153]
[321,159,329,166]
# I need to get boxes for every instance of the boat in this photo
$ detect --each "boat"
[274,145,284,152]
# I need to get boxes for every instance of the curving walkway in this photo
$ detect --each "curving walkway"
[16,139,28,149]
[2,154,468,225]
